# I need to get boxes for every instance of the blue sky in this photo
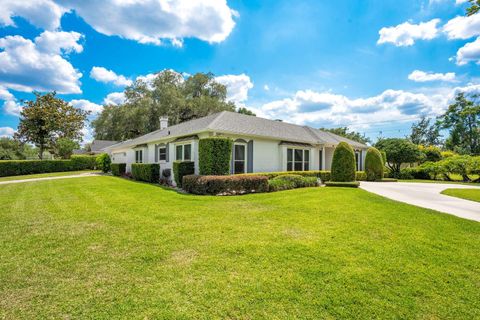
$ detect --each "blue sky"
[0,0,479,142]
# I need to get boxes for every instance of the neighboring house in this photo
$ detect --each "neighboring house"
[74,140,119,155]
[103,111,368,183]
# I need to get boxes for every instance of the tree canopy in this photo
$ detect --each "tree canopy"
[320,127,371,144]
[408,116,441,146]
[375,138,421,177]
[0,137,37,160]
[92,71,237,141]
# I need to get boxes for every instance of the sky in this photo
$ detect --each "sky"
[0,0,479,143]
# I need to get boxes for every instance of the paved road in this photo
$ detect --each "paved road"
[0,172,100,185]
[360,182,480,222]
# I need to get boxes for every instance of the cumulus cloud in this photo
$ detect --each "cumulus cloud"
[215,74,253,104]
[0,126,15,137]
[408,70,456,82]
[443,13,480,40]
[70,99,103,114]
[103,92,126,105]
[0,85,13,101]
[0,31,83,94]
[3,99,22,116]
[456,37,480,65]
[0,0,237,45]
[378,19,441,46]
[90,67,132,87]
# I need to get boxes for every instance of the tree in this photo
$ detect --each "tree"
[0,137,36,160]
[375,138,421,177]
[54,138,79,159]
[319,127,371,144]
[437,93,480,155]
[92,71,236,141]
[237,107,256,116]
[466,0,480,16]
[408,116,441,146]
[15,92,89,159]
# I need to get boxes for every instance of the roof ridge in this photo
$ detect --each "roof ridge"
[303,126,323,144]
[206,111,227,130]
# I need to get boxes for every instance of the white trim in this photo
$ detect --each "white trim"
[174,141,193,162]
[233,141,248,174]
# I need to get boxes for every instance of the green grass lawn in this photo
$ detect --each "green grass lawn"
[399,179,480,186]
[1,177,479,319]
[0,170,100,182]
[441,188,480,203]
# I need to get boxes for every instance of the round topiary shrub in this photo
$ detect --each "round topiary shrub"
[365,147,384,181]
[331,142,356,182]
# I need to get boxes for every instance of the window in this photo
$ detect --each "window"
[175,143,192,161]
[159,147,166,161]
[287,148,310,171]
[319,149,323,170]
[355,151,360,171]
[234,144,246,174]
[135,150,143,163]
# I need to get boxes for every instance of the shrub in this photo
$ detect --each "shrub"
[331,142,356,182]
[183,175,268,195]
[268,174,318,192]
[420,145,442,163]
[111,163,126,176]
[199,137,233,175]
[380,151,387,165]
[96,153,111,173]
[71,155,97,170]
[365,147,384,181]
[325,181,360,188]
[376,178,398,182]
[173,161,195,187]
[0,159,77,177]
[356,171,367,181]
[131,163,160,183]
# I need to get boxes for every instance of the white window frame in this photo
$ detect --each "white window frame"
[158,146,167,162]
[175,142,193,162]
[233,142,247,174]
[286,148,310,171]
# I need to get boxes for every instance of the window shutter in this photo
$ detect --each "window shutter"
[247,140,253,173]
[154,144,158,162]
[166,143,169,162]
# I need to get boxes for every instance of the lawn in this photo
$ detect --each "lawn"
[1,177,479,319]
[441,188,480,203]
[399,179,480,186]
[0,170,100,182]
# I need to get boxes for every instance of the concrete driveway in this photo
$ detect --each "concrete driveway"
[360,182,480,222]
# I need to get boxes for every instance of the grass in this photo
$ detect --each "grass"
[0,170,100,182]
[441,188,480,203]
[0,176,479,319]
[399,179,480,186]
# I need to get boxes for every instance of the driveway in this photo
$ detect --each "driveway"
[360,182,480,222]
[0,172,100,185]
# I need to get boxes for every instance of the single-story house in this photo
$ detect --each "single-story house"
[103,111,368,183]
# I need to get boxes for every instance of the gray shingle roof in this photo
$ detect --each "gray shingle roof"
[91,140,119,152]
[104,111,368,151]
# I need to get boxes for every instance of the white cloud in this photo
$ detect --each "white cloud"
[3,99,22,116]
[0,126,15,137]
[443,13,480,40]
[70,99,103,114]
[456,0,469,4]
[456,37,480,65]
[103,92,126,105]
[215,74,253,103]
[0,31,83,94]
[0,85,13,101]
[408,70,456,82]
[0,0,66,30]
[1,0,237,45]
[264,85,270,91]
[90,67,132,87]
[377,19,441,46]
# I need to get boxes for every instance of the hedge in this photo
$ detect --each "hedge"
[325,181,360,188]
[242,170,367,182]
[331,142,356,182]
[183,175,268,195]
[0,158,97,177]
[96,153,111,173]
[71,155,98,170]
[111,163,126,176]
[173,161,195,187]
[268,174,318,192]
[131,163,160,183]
[365,147,384,181]
[199,137,232,175]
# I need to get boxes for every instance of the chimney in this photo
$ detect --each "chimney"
[159,116,168,130]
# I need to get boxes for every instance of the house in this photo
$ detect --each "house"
[74,140,119,155]
[103,111,368,183]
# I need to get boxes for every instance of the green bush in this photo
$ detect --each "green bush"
[0,159,78,177]
[71,155,97,170]
[356,171,367,181]
[173,161,195,187]
[376,178,398,182]
[199,137,233,175]
[420,145,442,163]
[96,153,111,173]
[365,147,384,181]
[111,163,126,176]
[268,174,318,191]
[380,150,387,165]
[131,163,160,183]
[183,175,268,195]
[331,142,356,182]
[325,181,360,188]
[243,170,368,182]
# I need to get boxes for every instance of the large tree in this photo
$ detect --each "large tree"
[92,71,236,141]
[408,116,441,146]
[319,127,371,144]
[437,93,480,155]
[375,138,422,177]
[0,137,37,160]
[15,92,89,159]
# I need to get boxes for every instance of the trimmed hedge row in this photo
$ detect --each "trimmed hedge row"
[199,137,232,175]
[173,161,195,187]
[183,174,268,195]
[242,170,367,182]
[325,181,360,188]
[268,174,318,192]
[131,163,160,183]
[0,156,98,177]
[111,163,126,176]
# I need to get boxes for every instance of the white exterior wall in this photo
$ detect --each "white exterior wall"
[252,138,282,172]
[324,147,335,170]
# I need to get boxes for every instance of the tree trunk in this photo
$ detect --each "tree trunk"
[39,144,44,160]
[462,174,471,182]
